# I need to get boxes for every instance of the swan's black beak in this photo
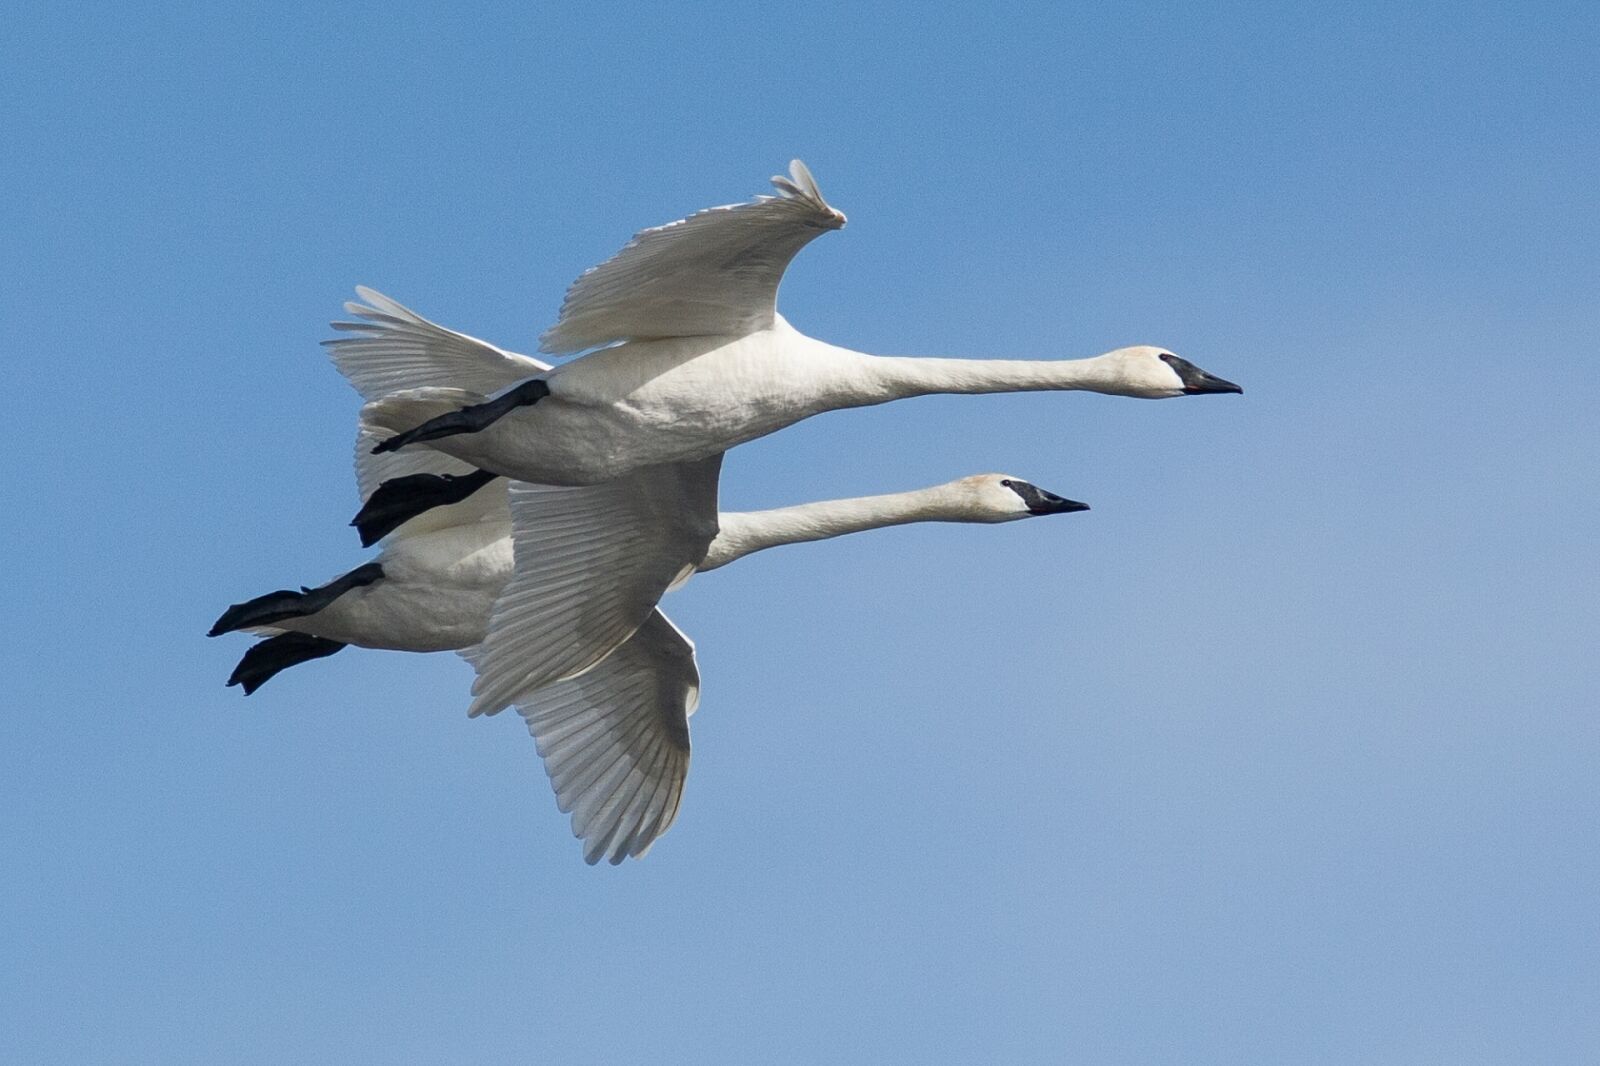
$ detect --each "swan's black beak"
[1025,486,1091,515]
[1161,353,1244,395]
[1183,369,1243,395]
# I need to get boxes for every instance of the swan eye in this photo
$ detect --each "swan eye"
[999,479,1014,488]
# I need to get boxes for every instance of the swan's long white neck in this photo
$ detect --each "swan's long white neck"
[700,482,982,572]
[797,335,1130,408]
[863,355,1125,399]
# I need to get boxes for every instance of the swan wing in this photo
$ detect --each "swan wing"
[325,286,549,400]
[514,608,698,865]
[467,453,724,717]
[539,160,846,355]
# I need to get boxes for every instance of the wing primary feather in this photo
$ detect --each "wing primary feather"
[538,162,845,354]
[514,610,698,865]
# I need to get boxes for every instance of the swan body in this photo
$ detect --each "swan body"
[364,324,860,486]
[360,160,1240,490]
[275,526,513,651]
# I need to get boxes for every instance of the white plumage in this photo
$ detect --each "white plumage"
[541,160,845,354]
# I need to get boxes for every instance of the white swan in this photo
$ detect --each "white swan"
[212,455,1087,863]
[357,160,1240,502]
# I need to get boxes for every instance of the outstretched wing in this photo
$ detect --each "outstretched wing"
[539,160,846,355]
[326,286,550,401]
[467,453,724,718]
[514,608,699,865]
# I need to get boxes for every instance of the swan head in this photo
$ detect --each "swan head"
[1099,346,1243,399]
[959,475,1091,521]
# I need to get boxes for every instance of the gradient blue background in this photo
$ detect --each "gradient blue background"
[5,3,1597,1062]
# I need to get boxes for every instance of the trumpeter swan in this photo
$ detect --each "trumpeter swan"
[213,453,1086,863]
[355,160,1239,526]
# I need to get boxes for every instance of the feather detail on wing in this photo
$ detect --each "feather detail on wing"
[539,160,846,354]
[325,286,549,400]
[514,609,699,865]
[467,454,724,718]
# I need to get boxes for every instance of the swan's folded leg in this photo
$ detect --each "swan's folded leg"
[351,468,498,547]
[226,633,348,694]
[372,378,549,454]
[208,562,385,637]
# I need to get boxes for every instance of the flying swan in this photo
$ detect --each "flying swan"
[354,160,1240,536]
[211,462,1086,864]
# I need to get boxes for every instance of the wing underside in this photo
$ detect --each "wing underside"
[539,160,845,354]
[515,608,700,865]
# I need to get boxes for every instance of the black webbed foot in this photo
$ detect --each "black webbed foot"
[227,633,347,694]
[350,468,498,547]
[209,562,385,636]
[372,378,549,454]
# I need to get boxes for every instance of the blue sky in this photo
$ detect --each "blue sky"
[4,2,1598,1062]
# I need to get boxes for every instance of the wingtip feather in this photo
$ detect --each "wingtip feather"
[770,158,844,226]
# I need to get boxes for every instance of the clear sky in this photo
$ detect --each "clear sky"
[4,2,1597,1062]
